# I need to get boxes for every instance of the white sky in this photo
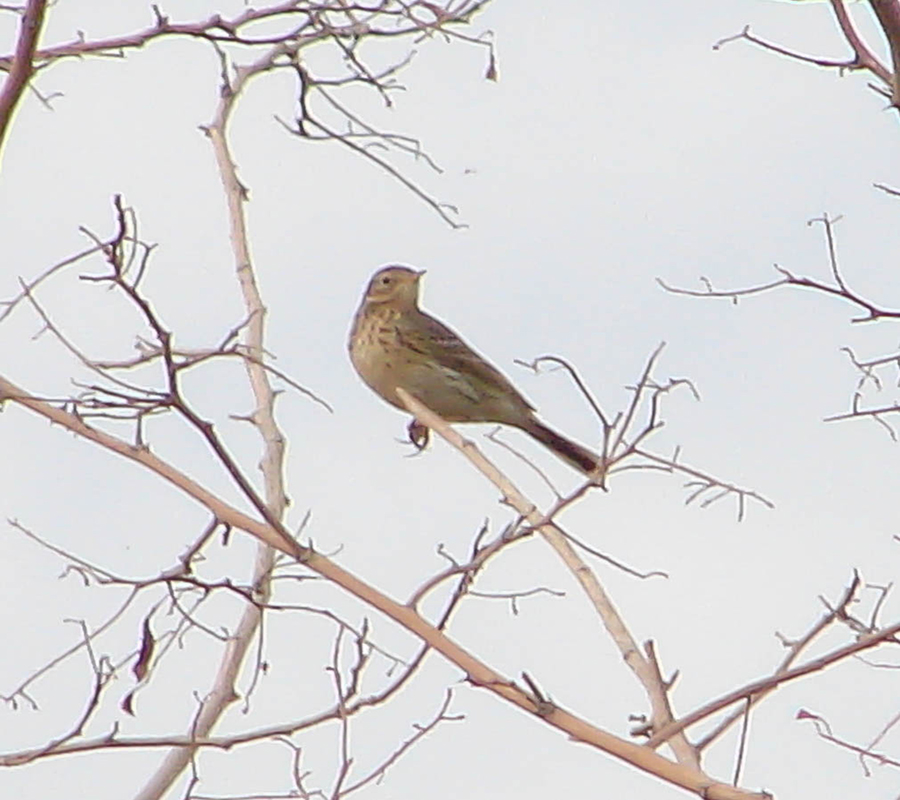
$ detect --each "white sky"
[3,1,900,798]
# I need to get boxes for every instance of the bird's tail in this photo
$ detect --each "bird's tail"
[522,418,599,475]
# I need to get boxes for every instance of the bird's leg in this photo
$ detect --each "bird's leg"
[407,418,430,452]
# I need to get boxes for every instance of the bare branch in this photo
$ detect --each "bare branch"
[660,215,900,323]
[713,2,893,91]
[0,0,47,155]
[649,600,900,749]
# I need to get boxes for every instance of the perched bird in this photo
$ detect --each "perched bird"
[348,265,599,474]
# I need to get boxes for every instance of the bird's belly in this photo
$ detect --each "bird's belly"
[349,336,406,411]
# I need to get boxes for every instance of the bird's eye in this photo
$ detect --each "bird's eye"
[380,276,392,285]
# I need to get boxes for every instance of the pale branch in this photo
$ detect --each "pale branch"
[398,388,736,785]
[480,428,671,578]
[630,640,684,744]
[0,221,763,800]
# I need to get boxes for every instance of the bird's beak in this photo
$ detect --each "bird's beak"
[415,269,426,279]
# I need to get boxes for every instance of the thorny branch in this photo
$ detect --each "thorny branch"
[20,197,332,520]
[400,389,714,777]
[6,2,889,796]
[692,573,863,752]
[0,511,476,772]
[1,4,495,791]
[0,1,493,228]
[647,574,900,750]
[409,339,762,623]
[0,2,492,69]
[516,344,771,520]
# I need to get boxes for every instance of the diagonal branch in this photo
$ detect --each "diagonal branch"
[830,0,892,83]
[0,372,763,800]
[866,0,900,104]
[0,0,47,159]
[647,613,900,749]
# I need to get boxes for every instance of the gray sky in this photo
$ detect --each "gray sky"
[2,2,900,798]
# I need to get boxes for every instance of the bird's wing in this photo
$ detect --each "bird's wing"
[399,310,535,411]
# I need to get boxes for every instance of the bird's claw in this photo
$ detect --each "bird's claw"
[407,419,430,452]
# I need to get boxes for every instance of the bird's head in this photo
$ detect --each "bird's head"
[362,265,425,309]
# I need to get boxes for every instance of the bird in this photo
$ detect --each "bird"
[348,265,599,475]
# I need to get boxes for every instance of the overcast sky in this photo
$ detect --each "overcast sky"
[3,2,900,799]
